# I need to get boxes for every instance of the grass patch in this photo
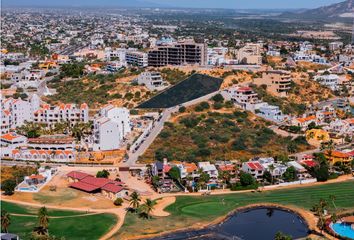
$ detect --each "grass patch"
[116,180,354,239]
[2,201,117,240]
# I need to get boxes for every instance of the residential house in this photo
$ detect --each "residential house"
[253,71,292,97]
[241,161,264,179]
[198,162,218,179]
[314,74,339,91]
[257,104,286,123]
[324,150,353,165]
[134,71,167,91]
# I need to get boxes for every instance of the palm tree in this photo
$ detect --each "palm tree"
[329,195,337,210]
[1,210,11,233]
[140,198,156,219]
[129,191,141,212]
[38,207,49,229]
[268,164,275,184]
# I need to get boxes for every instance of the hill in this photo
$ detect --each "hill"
[282,0,354,20]
[139,104,312,163]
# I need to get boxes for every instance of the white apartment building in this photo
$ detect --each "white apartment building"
[92,105,131,151]
[236,43,262,65]
[314,74,339,91]
[1,94,40,131]
[126,50,148,67]
[207,47,228,65]
[0,132,28,158]
[33,103,89,126]
[134,71,166,90]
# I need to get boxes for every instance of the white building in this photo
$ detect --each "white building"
[197,162,218,179]
[0,132,27,158]
[228,86,264,111]
[241,161,264,179]
[314,74,339,91]
[33,103,89,126]
[125,50,148,67]
[1,95,40,130]
[92,105,131,151]
[236,43,262,65]
[207,47,228,65]
[257,104,285,123]
[134,71,166,90]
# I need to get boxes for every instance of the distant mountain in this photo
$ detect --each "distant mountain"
[282,0,354,20]
[2,0,166,8]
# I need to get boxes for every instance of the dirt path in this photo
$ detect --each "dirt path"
[151,197,176,217]
[9,212,102,218]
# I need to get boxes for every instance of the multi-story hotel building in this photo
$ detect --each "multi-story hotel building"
[148,40,207,67]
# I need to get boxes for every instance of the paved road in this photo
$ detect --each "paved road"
[124,89,225,166]
[124,107,177,166]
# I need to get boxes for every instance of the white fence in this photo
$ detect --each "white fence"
[263,178,317,189]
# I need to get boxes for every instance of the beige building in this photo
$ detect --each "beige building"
[237,43,262,65]
[253,71,292,97]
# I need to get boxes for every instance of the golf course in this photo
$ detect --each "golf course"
[1,201,117,240]
[116,180,354,239]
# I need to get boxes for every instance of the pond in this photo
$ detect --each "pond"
[146,207,310,240]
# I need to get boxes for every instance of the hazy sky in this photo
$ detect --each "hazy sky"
[4,0,346,9]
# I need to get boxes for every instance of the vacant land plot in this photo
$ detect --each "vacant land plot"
[138,74,223,108]
[2,201,117,240]
[115,180,354,239]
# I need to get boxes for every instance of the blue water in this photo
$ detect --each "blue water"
[145,207,309,240]
[332,222,354,240]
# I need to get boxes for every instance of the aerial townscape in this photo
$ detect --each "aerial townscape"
[1,0,354,239]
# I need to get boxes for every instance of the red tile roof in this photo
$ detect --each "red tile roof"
[246,162,263,171]
[70,181,100,192]
[218,165,235,172]
[67,171,92,180]
[301,160,317,168]
[163,165,172,173]
[80,176,113,188]
[1,132,23,141]
[101,183,124,193]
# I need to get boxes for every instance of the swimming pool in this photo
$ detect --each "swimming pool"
[331,222,354,239]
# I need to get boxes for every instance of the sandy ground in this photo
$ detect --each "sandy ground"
[151,197,176,217]
[3,163,353,240]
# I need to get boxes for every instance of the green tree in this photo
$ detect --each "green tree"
[240,172,255,186]
[282,166,297,182]
[274,231,293,240]
[1,210,11,233]
[1,179,16,195]
[139,198,156,219]
[114,198,124,206]
[96,169,110,178]
[38,207,49,229]
[168,166,181,181]
[211,94,224,103]
[129,191,141,212]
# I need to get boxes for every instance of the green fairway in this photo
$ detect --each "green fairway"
[1,201,117,240]
[116,180,354,239]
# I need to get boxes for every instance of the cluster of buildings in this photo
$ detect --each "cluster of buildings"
[1,94,88,134]
[67,171,129,200]
[1,99,132,161]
